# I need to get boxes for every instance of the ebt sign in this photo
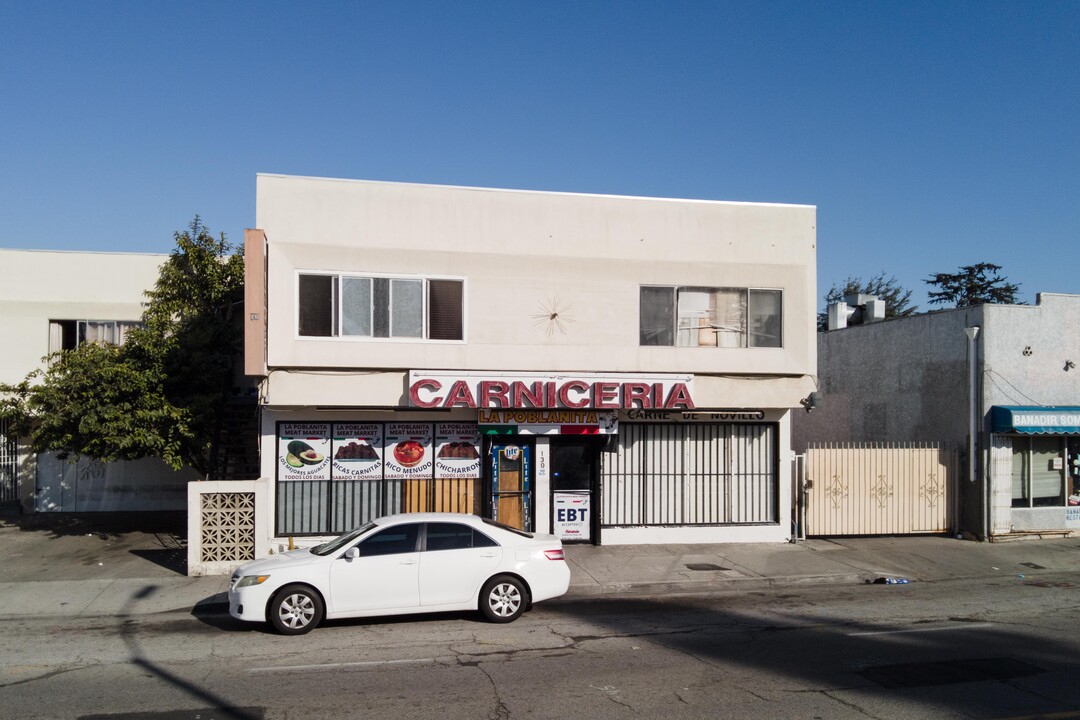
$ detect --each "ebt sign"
[409,371,695,410]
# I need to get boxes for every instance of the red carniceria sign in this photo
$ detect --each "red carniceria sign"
[408,373,695,410]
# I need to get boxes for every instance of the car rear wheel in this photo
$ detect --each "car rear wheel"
[480,575,527,623]
[270,584,324,635]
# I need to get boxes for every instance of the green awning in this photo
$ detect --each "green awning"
[991,406,1080,434]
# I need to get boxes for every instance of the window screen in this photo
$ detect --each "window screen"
[428,280,464,340]
[341,277,372,336]
[298,274,334,337]
[640,286,674,346]
[749,289,782,348]
[390,279,423,338]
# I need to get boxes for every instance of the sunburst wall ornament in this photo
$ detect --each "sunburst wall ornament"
[531,295,575,336]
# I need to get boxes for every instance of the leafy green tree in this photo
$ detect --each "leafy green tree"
[925,263,1020,307]
[0,217,244,475]
[817,273,918,331]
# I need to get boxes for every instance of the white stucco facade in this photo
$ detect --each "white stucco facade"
[0,249,197,513]
[249,175,817,548]
[0,249,164,383]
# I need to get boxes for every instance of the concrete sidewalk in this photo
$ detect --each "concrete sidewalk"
[2,513,1078,620]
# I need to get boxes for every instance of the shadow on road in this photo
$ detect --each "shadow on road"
[541,583,1080,718]
[117,584,264,720]
[1,511,186,539]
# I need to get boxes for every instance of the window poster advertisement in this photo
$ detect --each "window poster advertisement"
[553,491,591,541]
[434,423,481,479]
[278,423,331,481]
[331,423,384,479]
[383,422,434,479]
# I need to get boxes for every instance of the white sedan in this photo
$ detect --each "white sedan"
[229,512,571,635]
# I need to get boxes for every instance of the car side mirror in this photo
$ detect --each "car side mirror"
[344,547,360,560]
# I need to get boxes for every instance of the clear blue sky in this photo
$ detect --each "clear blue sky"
[2,1,1077,310]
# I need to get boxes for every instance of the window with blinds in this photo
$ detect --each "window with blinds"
[48,319,142,353]
[298,273,465,341]
[639,286,782,348]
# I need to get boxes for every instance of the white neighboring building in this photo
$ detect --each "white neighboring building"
[243,175,818,548]
[0,249,197,513]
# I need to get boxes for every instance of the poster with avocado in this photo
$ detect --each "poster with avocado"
[331,423,384,479]
[384,422,434,479]
[278,423,331,481]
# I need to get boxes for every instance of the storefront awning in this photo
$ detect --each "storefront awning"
[991,406,1080,434]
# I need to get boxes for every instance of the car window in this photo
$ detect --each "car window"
[481,517,533,538]
[425,523,499,552]
[355,524,420,557]
[313,522,376,556]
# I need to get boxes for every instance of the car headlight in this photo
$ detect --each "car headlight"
[235,574,271,588]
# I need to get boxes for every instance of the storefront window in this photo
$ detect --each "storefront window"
[1010,436,1067,508]
[1011,443,1029,507]
[276,421,481,536]
[1031,437,1065,506]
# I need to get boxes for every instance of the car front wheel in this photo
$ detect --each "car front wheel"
[269,584,324,635]
[480,575,528,623]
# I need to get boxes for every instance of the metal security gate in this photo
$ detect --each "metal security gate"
[0,418,17,504]
[805,442,957,536]
[601,423,778,527]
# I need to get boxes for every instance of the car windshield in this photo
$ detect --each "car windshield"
[310,522,376,556]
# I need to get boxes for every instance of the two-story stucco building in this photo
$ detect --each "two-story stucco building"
[244,174,817,547]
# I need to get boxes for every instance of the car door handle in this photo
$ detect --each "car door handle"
[479,552,496,558]
[400,559,417,565]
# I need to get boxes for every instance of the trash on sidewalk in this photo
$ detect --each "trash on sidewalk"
[870,576,910,585]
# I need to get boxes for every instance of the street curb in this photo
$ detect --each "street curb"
[564,571,872,598]
[0,573,878,621]
[169,574,878,617]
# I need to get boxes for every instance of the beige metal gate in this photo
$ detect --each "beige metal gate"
[805,442,957,536]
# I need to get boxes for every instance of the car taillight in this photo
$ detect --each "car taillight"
[543,549,565,561]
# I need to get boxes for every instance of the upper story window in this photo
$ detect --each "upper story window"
[298,273,464,341]
[49,320,140,353]
[640,286,782,348]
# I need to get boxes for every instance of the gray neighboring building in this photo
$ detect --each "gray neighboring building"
[794,292,1080,540]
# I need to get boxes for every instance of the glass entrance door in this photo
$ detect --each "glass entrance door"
[550,436,604,544]
[487,439,533,531]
